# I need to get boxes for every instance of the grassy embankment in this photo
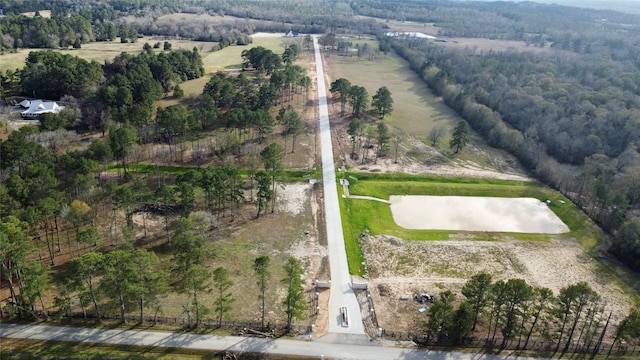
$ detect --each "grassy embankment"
[338,173,597,276]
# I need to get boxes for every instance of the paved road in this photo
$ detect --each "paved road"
[0,323,546,360]
[313,37,365,335]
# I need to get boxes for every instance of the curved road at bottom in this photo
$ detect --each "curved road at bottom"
[0,323,545,360]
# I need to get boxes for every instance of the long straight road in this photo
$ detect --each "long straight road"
[313,36,365,335]
[0,323,546,360]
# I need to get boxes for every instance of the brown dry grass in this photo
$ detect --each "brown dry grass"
[324,41,459,137]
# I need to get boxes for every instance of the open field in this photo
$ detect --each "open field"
[0,32,291,74]
[325,40,458,136]
[202,33,295,72]
[157,33,293,107]
[360,15,563,55]
[0,37,219,73]
[337,174,636,335]
[20,10,52,18]
[324,40,528,180]
[338,174,597,274]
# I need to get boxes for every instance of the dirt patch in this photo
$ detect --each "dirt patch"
[389,195,569,233]
[277,183,312,216]
[364,235,634,333]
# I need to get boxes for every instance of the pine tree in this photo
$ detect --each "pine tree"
[449,120,470,154]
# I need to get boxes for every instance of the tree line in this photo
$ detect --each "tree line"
[0,44,205,133]
[422,272,640,352]
[386,27,640,272]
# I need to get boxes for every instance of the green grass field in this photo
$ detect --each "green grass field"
[338,173,600,275]
[325,39,528,174]
[156,34,290,106]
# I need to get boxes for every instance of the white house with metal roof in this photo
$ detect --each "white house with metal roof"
[20,100,65,119]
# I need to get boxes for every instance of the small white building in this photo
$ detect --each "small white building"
[20,100,65,119]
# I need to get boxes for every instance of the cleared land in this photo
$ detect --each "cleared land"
[0,37,218,73]
[326,40,458,136]
[202,33,290,72]
[389,195,570,233]
[360,16,564,55]
[325,42,637,337]
[325,39,527,179]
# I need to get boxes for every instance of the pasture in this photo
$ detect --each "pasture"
[201,33,294,72]
[326,39,460,136]
[0,37,219,73]
[0,32,291,74]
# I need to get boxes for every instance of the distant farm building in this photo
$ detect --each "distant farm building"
[285,30,299,37]
[384,31,437,40]
[20,100,64,119]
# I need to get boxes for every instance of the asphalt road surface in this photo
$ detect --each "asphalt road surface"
[313,36,365,336]
[0,323,546,360]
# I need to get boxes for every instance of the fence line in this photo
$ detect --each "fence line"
[42,311,313,335]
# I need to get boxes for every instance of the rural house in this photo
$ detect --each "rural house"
[20,100,65,119]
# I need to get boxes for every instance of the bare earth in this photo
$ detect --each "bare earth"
[280,151,634,336]
[363,236,634,333]
[390,195,569,233]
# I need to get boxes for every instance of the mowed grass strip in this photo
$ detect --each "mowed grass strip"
[339,173,600,275]
[107,163,321,181]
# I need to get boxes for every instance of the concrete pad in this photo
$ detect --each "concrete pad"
[389,196,569,234]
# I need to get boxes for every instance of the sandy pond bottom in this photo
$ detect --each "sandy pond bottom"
[390,196,569,234]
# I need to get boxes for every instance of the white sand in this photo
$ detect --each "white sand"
[389,196,569,234]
